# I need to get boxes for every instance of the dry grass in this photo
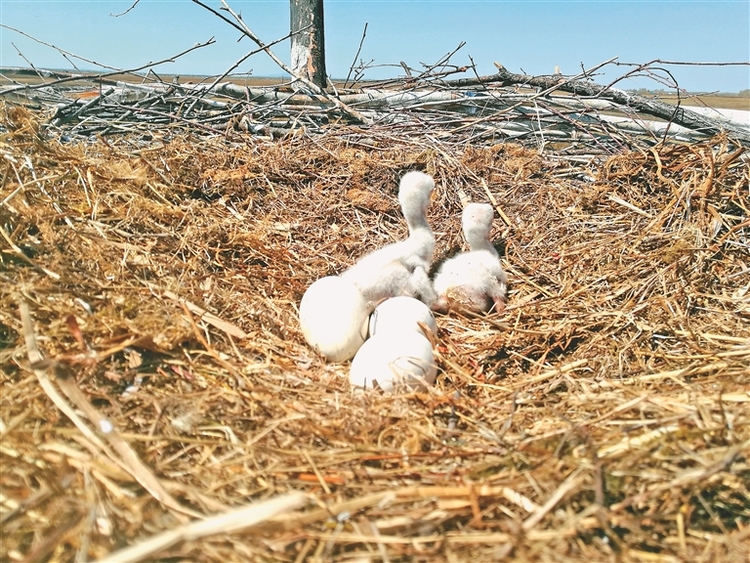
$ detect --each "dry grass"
[1,102,749,563]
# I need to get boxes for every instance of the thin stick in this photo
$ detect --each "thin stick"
[0,28,216,95]
[344,22,368,88]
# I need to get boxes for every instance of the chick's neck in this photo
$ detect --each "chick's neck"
[403,199,431,233]
[465,228,495,253]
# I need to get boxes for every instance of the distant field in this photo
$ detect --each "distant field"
[0,69,289,88]
[658,94,750,111]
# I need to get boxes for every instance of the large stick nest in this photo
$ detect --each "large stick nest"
[1,102,748,562]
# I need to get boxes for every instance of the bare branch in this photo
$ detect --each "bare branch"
[344,22,368,88]
[186,27,300,110]
[617,58,750,68]
[1,24,123,72]
[441,58,750,145]
[111,0,141,17]
[0,37,217,96]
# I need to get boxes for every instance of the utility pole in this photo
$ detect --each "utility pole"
[290,0,327,90]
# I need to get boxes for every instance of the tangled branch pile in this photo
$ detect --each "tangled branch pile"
[5,58,750,152]
[0,94,748,563]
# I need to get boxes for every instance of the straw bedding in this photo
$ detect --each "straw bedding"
[1,103,748,562]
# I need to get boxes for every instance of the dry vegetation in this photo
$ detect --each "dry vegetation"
[1,100,749,563]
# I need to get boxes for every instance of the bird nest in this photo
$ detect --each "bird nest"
[1,102,749,562]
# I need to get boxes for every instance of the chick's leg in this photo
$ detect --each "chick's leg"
[487,277,507,313]
[432,294,449,314]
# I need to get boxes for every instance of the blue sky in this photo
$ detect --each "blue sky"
[1,1,748,93]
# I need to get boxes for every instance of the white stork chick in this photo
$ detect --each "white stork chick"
[341,171,438,309]
[432,202,507,313]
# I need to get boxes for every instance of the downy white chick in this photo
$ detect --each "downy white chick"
[432,202,507,313]
[341,171,438,309]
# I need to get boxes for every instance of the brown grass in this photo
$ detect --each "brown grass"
[1,102,749,562]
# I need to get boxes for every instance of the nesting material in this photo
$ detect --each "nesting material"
[1,102,749,563]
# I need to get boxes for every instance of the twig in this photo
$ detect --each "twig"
[111,0,141,17]
[616,58,750,68]
[0,30,216,96]
[413,41,468,82]
[184,27,303,111]
[344,22,369,88]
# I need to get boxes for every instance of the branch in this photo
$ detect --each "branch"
[111,0,141,17]
[442,59,750,145]
[185,27,300,110]
[617,58,750,68]
[413,41,467,82]
[0,35,217,96]
[1,24,125,72]
[344,22,368,88]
